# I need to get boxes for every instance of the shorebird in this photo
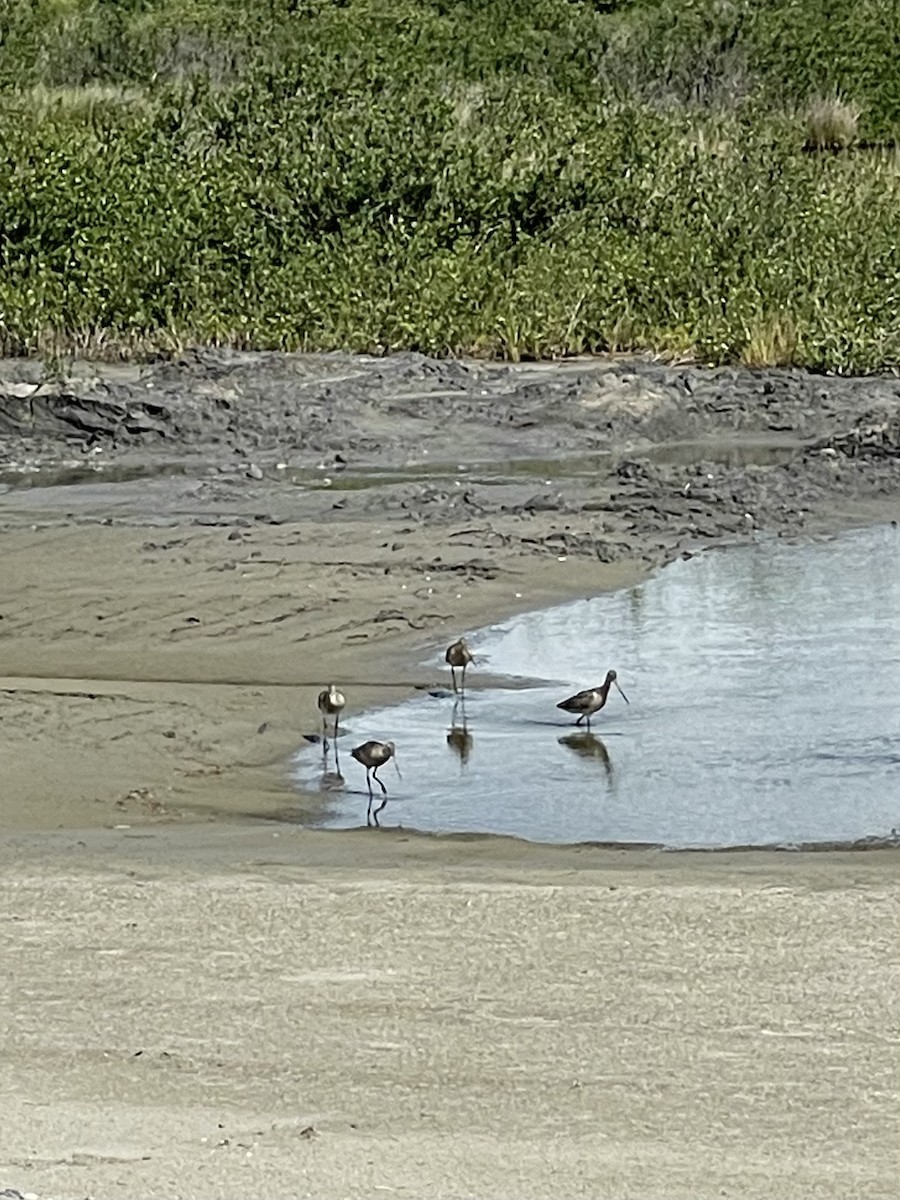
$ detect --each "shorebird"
[556,670,629,729]
[445,637,474,694]
[350,739,401,826]
[317,683,345,743]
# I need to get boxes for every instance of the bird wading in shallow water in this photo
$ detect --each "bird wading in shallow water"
[445,637,474,694]
[351,739,401,826]
[317,683,346,744]
[556,670,629,729]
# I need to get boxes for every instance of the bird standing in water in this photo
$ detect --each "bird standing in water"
[556,669,629,728]
[317,683,346,744]
[351,739,401,826]
[445,637,474,694]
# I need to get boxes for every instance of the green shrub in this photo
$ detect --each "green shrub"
[0,0,898,369]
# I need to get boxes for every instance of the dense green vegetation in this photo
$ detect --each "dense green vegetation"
[1,0,900,368]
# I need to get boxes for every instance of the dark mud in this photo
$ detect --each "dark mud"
[2,351,900,566]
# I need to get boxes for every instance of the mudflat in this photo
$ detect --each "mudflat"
[2,352,900,1199]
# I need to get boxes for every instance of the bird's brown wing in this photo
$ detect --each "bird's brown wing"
[556,687,594,711]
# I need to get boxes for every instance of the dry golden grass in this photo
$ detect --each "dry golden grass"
[0,323,186,362]
[740,313,799,367]
[804,93,861,150]
[21,83,149,115]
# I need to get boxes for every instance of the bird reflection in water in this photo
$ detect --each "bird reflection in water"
[558,731,614,784]
[318,737,345,792]
[446,697,474,767]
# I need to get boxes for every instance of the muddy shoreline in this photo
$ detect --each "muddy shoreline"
[4,352,900,1200]
[3,349,900,830]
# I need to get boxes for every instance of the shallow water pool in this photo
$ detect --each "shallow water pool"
[294,524,900,848]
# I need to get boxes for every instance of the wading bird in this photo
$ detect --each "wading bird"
[445,637,474,694]
[351,739,401,826]
[556,670,629,729]
[317,683,346,744]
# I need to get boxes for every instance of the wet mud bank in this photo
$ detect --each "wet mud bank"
[2,350,900,830]
[3,351,900,547]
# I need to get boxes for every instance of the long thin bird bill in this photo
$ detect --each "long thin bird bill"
[393,754,402,780]
[614,680,630,704]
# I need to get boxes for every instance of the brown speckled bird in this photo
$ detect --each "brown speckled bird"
[445,637,474,694]
[556,670,629,729]
[351,739,401,826]
[317,683,346,743]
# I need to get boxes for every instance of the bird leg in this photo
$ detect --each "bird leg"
[365,768,374,826]
[372,767,388,795]
[372,796,388,826]
[321,715,329,747]
[450,665,457,694]
[575,713,584,726]
[332,713,340,741]
[460,663,467,694]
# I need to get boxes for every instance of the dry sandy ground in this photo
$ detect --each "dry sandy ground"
[3,830,900,1200]
[3,352,900,1198]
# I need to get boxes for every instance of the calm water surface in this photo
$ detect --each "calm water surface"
[294,524,900,847]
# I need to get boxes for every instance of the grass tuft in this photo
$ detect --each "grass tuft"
[804,94,861,151]
[740,315,800,368]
